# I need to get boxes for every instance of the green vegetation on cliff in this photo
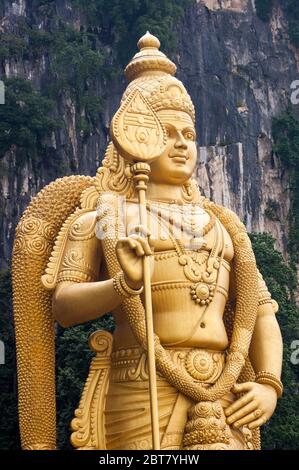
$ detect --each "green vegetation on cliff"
[0,269,19,450]
[272,107,299,265]
[73,0,194,65]
[282,0,299,48]
[256,0,299,48]
[0,77,60,178]
[255,0,273,22]
[0,1,195,176]
[249,234,299,449]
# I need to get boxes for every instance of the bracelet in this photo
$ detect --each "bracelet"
[255,371,283,398]
[113,272,144,298]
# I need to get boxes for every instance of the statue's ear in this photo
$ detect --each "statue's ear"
[110,89,167,163]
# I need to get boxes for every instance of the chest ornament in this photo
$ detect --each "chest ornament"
[148,201,225,309]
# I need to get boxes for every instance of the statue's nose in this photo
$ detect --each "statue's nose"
[174,132,188,149]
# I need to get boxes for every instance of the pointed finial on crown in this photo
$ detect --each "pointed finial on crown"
[125,31,176,82]
[137,31,160,50]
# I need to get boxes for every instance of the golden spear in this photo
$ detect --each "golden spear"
[110,89,168,450]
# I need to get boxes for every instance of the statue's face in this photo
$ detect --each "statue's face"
[150,110,197,185]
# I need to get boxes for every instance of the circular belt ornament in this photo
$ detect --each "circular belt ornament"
[185,350,215,381]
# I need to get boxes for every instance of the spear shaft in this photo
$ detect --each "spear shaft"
[132,162,160,450]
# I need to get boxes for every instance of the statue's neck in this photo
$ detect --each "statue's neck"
[146,182,184,203]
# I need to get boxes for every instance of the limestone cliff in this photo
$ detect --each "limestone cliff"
[0,0,298,266]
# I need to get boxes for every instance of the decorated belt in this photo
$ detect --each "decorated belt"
[110,347,226,384]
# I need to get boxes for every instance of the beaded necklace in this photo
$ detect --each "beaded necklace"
[148,200,216,249]
[146,201,226,336]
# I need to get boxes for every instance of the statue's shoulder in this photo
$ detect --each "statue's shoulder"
[68,209,97,237]
[202,197,245,229]
[201,196,229,213]
[61,180,100,242]
[42,208,99,290]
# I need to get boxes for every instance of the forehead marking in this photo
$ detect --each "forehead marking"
[157,111,194,125]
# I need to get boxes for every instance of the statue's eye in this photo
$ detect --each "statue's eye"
[165,128,171,138]
[184,131,195,141]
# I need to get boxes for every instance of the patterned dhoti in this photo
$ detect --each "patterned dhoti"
[104,347,253,450]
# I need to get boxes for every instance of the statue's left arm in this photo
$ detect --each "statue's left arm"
[248,273,283,377]
[225,269,283,430]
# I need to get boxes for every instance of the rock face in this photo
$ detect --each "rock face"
[0,0,298,266]
[200,0,250,12]
[178,0,297,255]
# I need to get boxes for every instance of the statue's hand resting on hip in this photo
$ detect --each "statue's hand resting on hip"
[225,382,278,429]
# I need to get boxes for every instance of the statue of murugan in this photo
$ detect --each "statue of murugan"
[12,32,283,451]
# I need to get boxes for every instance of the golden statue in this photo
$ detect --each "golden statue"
[12,32,283,451]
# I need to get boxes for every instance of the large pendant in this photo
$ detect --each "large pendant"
[190,282,215,306]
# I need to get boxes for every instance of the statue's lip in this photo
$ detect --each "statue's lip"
[170,154,188,162]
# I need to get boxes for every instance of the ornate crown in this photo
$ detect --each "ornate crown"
[122,32,195,123]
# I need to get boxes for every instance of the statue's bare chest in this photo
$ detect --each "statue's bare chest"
[125,201,234,263]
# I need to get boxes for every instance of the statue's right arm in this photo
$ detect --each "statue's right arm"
[53,280,121,328]
[52,211,122,328]
[52,212,152,328]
